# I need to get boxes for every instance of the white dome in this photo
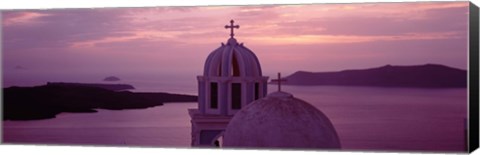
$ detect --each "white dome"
[203,37,262,77]
[223,91,341,149]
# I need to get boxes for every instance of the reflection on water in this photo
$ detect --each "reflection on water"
[278,86,467,152]
[4,103,197,147]
[3,85,467,152]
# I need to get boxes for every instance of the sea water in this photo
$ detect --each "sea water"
[3,83,467,152]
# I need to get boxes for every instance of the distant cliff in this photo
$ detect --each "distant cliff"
[103,76,121,82]
[4,83,197,120]
[275,64,467,88]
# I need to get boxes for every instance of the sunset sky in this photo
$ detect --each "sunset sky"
[2,2,470,87]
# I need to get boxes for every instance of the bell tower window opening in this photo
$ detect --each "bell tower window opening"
[231,53,240,76]
[231,83,241,109]
[210,82,218,109]
[254,82,260,100]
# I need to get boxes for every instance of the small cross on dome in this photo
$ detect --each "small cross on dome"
[273,72,287,92]
[225,20,240,38]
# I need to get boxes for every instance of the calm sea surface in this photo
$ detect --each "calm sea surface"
[3,83,467,152]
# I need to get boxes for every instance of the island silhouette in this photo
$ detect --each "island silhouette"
[103,76,121,82]
[4,82,197,120]
[273,64,467,88]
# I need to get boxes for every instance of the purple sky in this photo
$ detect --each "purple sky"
[1,2,469,87]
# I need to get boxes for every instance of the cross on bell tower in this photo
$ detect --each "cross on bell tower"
[225,19,240,38]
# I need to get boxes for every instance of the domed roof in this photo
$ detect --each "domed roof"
[203,37,262,77]
[223,91,341,149]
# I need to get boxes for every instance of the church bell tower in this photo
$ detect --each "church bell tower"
[188,20,269,147]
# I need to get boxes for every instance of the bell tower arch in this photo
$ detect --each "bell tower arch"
[189,20,269,147]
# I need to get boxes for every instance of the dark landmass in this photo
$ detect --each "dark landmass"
[103,76,121,82]
[47,82,134,91]
[4,83,197,121]
[272,64,467,88]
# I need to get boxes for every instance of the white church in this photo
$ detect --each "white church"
[188,20,341,149]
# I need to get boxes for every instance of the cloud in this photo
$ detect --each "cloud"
[239,2,468,36]
[1,2,469,80]
[3,2,468,52]
[2,9,134,52]
[3,11,51,26]
[244,31,462,45]
[273,2,468,20]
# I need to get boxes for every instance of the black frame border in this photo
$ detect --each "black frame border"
[469,1,479,153]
